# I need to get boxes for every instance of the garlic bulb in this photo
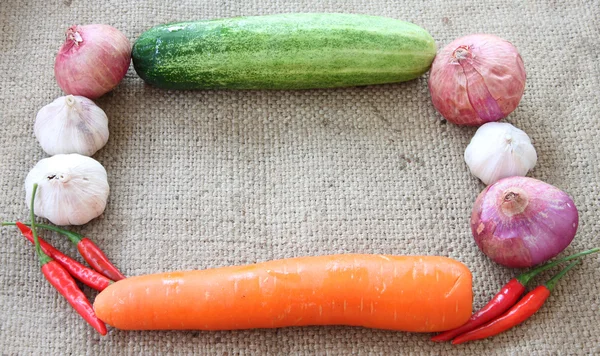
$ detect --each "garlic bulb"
[464,122,537,185]
[34,95,109,156]
[25,154,110,225]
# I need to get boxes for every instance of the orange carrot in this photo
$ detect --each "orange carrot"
[94,254,472,332]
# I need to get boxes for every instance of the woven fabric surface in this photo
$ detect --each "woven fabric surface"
[1,0,599,354]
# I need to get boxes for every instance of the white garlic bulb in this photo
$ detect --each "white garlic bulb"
[34,95,109,156]
[464,122,537,185]
[25,154,110,226]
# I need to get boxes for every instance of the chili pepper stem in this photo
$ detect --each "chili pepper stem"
[1,221,83,244]
[545,260,580,291]
[516,248,599,285]
[29,184,51,266]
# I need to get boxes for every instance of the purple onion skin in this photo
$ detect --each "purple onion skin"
[471,176,579,268]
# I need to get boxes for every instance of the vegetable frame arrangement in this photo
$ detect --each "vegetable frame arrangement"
[3,10,598,347]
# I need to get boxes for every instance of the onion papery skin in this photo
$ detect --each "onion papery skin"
[55,24,131,99]
[471,176,578,268]
[428,34,526,126]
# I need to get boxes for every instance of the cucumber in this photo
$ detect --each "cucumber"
[132,13,437,90]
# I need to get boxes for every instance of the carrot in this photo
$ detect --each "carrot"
[93,254,472,332]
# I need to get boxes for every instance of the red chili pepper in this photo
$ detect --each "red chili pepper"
[41,261,108,335]
[452,260,580,344]
[431,247,599,342]
[15,222,112,291]
[77,237,126,281]
[4,222,126,281]
[27,184,107,335]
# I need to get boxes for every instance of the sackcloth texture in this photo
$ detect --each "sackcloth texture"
[1,0,599,354]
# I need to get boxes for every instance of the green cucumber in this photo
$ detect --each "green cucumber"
[132,13,437,90]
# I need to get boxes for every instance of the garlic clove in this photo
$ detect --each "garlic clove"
[24,154,110,226]
[34,95,109,156]
[464,122,537,185]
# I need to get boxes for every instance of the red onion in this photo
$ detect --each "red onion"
[55,24,131,99]
[471,176,578,268]
[428,34,526,126]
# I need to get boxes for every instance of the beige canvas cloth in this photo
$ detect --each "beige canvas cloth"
[1,0,599,354]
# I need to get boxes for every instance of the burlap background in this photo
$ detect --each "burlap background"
[1,0,599,354]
